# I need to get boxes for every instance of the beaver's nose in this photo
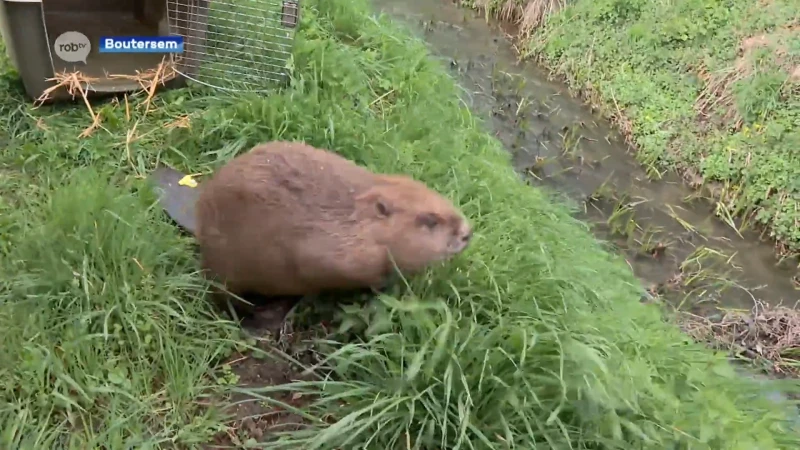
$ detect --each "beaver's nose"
[461,229,472,243]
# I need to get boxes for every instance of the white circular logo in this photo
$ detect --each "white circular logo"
[53,31,91,64]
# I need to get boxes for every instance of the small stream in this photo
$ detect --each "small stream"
[372,0,799,315]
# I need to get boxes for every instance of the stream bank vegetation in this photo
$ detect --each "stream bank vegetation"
[464,0,799,256]
[461,0,800,379]
[1,0,799,447]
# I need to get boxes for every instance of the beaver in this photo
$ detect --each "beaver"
[150,141,472,319]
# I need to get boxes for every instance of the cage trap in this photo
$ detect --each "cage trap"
[0,0,300,102]
[167,0,300,92]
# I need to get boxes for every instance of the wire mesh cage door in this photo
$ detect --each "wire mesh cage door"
[166,0,299,91]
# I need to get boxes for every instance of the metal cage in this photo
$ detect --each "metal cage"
[166,0,299,91]
[0,0,298,101]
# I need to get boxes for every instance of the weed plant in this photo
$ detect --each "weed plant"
[0,0,798,448]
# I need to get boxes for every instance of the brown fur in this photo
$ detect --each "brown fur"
[195,141,472,300]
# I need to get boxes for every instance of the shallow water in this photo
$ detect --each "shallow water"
[371,0,799,313]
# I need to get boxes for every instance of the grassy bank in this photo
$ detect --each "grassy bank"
[469,0,800,255]
[0,0,799,448]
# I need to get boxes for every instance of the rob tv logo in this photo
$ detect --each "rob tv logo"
[59,42,87,52]
[53,31,91,64]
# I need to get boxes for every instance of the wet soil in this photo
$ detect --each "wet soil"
[203,307,318,448]
[204,350,306,448]
[373,0,799,314]
[204,1,800,444]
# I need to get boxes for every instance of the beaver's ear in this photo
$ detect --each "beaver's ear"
[375,199,392,217]
[356,189,394,218]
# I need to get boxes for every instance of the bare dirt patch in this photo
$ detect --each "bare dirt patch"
[205,352,309,448]
[695,24,799,131]
[204,304,324,448]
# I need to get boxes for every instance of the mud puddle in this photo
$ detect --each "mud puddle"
[372,0,799,315]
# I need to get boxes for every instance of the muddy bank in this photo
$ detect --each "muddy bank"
[372,0,798,317]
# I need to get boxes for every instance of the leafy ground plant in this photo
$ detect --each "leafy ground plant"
[0,0,799,448]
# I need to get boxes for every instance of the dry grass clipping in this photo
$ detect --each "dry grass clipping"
[35,71,102,138]
[470,0,566,36]
[695,24,799,131]
[108,56,179,116]
[680,301,800,375]
[518,0,567,36]
[34,57,179,138]
[695,63,747,131]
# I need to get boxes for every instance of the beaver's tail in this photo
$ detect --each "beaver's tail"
[149,166,200,235]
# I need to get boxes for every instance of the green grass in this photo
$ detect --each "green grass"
[482,0,800,253]
[1,0,799,448]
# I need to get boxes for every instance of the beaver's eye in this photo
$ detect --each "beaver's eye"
[415,212,440,229]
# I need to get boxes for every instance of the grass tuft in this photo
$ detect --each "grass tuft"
[0,168,240,447]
